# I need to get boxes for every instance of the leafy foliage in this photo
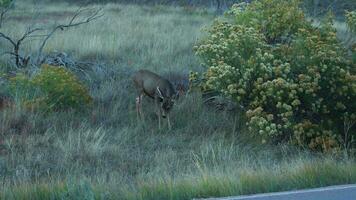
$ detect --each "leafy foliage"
[228,1,307,43]
[9,65,92,111]
[32,65,93,111]
[346,11,356,33]
[194,0,356,151]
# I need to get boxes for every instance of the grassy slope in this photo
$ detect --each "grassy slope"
[1,1,356,200]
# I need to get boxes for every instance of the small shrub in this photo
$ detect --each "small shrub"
[8,73,39,102]
[9,65,92,111]
[194,0,356,152]
[32,64,92,111]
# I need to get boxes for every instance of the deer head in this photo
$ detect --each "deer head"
[156,86,177,118]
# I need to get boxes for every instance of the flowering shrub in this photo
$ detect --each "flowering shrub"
[9,73,37,97]
[9,65,92,111]
[194,0,356,151]
[32,65,92,110]
[346,11,356,64]
[226,0,307,44]
[346,11,356,33]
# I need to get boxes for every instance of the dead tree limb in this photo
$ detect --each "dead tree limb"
[0,27,44,68]
[36,7,103,65]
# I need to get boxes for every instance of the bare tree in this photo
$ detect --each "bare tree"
[0,2,103,68]
[0,26,43,68]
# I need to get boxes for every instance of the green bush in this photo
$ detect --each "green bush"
[228,0,307,44]
[9,73,36,95]
[9,65,92,111]
[194,0,356,152]
[32,64,92,110]
[346,11,356,33]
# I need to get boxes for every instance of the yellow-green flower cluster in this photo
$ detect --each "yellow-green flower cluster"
[189,71,203,92]
[230,0,307,43]
[194,21,266,69]
[346,11,356,33]
[32,64,92,111]
[292,121,338,152]
[194,0,356,151]
[9,64,92,111]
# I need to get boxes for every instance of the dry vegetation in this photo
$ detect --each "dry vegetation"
[0,0,355,199]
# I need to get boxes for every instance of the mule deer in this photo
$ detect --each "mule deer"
[133,69,177,130]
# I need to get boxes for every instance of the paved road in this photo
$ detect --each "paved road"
[202,184,356,200]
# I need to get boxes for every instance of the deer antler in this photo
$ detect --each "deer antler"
[156,87,164,99]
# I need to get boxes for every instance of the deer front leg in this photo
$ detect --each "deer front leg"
[136,96,140,120]
[167,114,171,130]
[155,96,161,130]
[136,94,144,121]
[139,94,144,120]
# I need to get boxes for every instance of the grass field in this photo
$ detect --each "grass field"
[0,1,356,200]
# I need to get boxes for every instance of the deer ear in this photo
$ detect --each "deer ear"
[156,87,164,99]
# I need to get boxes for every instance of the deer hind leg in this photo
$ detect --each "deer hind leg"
[136,96,140,120]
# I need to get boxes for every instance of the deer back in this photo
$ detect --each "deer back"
[133,70,176,99]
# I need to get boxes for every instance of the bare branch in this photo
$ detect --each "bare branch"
[36,7,103,65]
[64,7,103,28]
[18,27,44,43]
[69,5,86,25]
[0,31,16,46]
[0,51,16,57]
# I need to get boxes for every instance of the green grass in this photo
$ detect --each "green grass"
[1,1,356,200]
[3,159,356,200]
